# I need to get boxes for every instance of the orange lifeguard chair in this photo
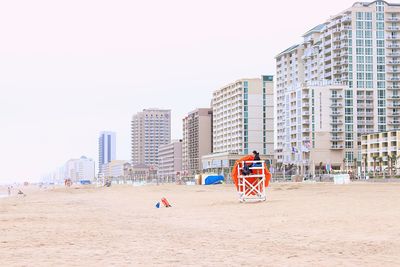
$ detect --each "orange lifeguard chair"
[231,155,271,202]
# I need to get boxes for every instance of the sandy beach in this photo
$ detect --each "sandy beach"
[1,183,400,266]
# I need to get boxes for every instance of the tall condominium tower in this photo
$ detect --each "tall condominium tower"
[212,75,274,156]
[182,108,213,175]
[131,108,171,166]
[98,131,116,174]
[276,0,400,174]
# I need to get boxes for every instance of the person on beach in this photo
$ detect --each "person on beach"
[8,187,11,196]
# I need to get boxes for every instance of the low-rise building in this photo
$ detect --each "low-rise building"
[361,131,400,174]
[101,160,129,178]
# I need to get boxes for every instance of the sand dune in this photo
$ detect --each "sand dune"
[1,183,400,266]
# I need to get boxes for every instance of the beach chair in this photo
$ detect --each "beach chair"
[237,161,266,202]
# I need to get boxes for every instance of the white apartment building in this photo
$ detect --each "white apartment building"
[276,0,400,174]
[158,139,182,180]
[182,108,212,175]
[131,109,171,166]
[211,75,274,156]
[101,160,129,178]
[64,156,95,182]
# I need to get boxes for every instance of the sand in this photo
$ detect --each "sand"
[1,182,400,266]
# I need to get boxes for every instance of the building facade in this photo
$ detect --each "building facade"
[182,108,213,175]
[361,130,400,173]
[64,156,95,182]
[158,139,183,180]
[131,109,171,166]
[211,75,274,156]
[98,131,116,174]
[101,160,129,178]
[276,0,400,174]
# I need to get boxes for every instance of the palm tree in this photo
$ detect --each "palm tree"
[377,156,383,177]
[387,154,393,177]
[319,161,323,176]
[372,155,379,178]
[353,158,358,178]
[395,154,400,176]
[363,155,368,179]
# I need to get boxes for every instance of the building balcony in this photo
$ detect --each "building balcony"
[330,120,343,125]
[387,26,400,31]
[331,111,343,116]
[387,68,400,73]
[331,128,343,133]
[331,145,344,149]
[387,103,400,108]
[333,45,342,51]
[330,136,344,141]
[387,77,400,81]
[386,17,400,22]
[388,60,400,65]
[388,52,400,57]
[330,94,343,99]
[388,95,400,99]
[330,103,343,107]
[387,44,400,48]
[302,119,310,124]
[387,35,400,40]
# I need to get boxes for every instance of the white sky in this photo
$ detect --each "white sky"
[0,0,384,183]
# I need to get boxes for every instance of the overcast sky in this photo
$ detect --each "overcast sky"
[0,0,384,183]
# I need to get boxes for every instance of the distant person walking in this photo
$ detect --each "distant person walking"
[8,186,11,196]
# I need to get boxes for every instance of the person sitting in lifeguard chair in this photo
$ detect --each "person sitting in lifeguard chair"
[242,151,262,176]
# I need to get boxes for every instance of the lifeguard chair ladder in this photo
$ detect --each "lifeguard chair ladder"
[237,161,266,202]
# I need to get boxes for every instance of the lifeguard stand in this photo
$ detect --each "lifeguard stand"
[237,161,266,202]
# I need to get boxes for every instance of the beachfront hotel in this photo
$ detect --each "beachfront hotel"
[131,108,171,166]
[182,108,213,175]
[211,75,274,156]
[98,131,116,174]
[361,130,400,172]
[158,139,183,180]
[276,0,400,175]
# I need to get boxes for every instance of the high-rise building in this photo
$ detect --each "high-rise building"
[182,108,213,175]
[211,76,274,156]
[276,0,400,174]
[158,139,183,180]
[131,109,171,166]
[98,131,116,174]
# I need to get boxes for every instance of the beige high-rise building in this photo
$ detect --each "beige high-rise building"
[131,109,171,166]
[182,108,212,175]
[158,139,183,180]
[211,75,274,156]
[276,1,400,174]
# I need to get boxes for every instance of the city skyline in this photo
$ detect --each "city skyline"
[0,0,385,183]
